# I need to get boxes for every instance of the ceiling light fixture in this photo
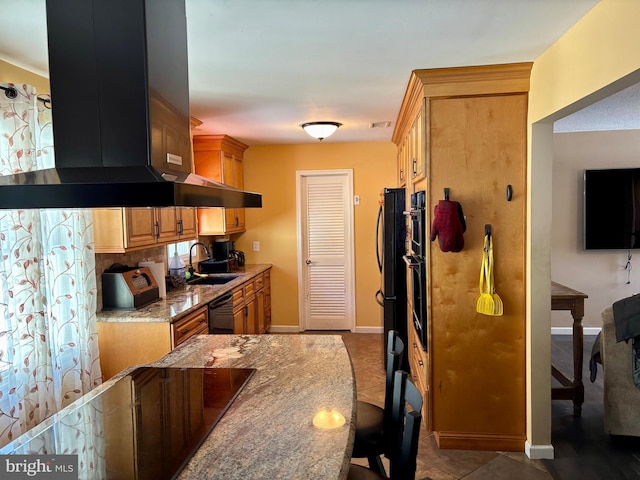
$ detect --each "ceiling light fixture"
[301,121,342,141]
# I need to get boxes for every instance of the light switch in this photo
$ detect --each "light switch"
[253,241,260,252]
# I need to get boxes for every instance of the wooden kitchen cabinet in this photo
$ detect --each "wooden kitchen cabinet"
[410,107,425,182]
[393,63,531,452]
[132,367,205,477]
[171,304,209,347]
[176,207,197,238]
[97,304,208,380]
[232,277,257,334]
[256,289,265,334]
[93,207,197,253]
[193,134,248,235]
[263,269,271,332]
[397,141,407,186]
[231,269,271,334]
[407,322,430,431]
[396,98,425,187]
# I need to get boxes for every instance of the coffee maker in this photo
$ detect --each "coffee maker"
[210,239,244,270]
[211,239,232,261]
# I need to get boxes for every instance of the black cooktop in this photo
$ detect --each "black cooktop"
[4,367,255,479]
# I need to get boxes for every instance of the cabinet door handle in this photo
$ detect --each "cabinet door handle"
[418,359,424,367]
[179,327,191,335]
[412,157,417,176]
[198,318,206,324]
[177,219,183,235]
[154,222,160,239]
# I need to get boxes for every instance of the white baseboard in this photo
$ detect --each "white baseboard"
[267,325,302,333]
[551,327,601,335]
[354,326,384,334]
[268,325,385,334]
[525,441,554,459]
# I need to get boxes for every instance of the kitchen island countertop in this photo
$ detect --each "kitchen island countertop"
[166,334,357,479]
[1,334,356,480]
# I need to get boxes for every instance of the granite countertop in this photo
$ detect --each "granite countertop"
[97,264,272,324]
[165,334,357,479]
[1,334,357,480]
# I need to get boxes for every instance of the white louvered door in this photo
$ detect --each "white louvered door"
[297,170,355,331]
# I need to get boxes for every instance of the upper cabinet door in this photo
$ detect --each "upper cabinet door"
[126,208,159,249]
[157,207,180,243]
[411,106,425,183]
[193,135,248,235]
[178,207,197,238]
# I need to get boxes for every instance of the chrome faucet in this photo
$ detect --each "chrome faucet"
[188,242,211,275]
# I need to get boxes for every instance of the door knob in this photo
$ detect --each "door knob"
[306,259,314,265]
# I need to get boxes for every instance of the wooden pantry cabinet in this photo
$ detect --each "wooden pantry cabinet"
[394,63,531,452]
[193,135,248,235]
[93,207,197,253]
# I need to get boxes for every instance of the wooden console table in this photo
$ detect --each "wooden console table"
[551,281,588,416]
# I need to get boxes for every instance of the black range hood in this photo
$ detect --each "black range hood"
[0,0,261,210]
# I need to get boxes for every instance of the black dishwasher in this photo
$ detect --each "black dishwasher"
[209,292,234,333]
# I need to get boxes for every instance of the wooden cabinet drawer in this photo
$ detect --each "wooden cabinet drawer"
[172,306,208,347]
[409,334,429,431]
[232,286,245,304]
[254,273,264,290]
[244,279,255,297]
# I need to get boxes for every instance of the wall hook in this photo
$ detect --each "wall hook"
[506,185,513,201]
[444,188,450,200]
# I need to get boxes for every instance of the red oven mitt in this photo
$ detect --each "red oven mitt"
[430,200,466,252]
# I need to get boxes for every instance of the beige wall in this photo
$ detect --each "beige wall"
[0,59,49,94]
[552,130,640,329]
[235,142,396,330]
[527,0,640,457]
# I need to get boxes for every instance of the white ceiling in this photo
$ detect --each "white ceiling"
[3,0,629,146]
[553,82,640,133]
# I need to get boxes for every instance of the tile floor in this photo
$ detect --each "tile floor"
[325,331,553,480]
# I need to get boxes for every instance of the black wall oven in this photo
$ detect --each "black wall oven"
[404,191,427,351]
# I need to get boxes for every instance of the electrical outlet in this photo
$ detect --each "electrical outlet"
[253,241,260,252]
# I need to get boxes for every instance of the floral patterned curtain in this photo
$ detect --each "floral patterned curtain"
[0,83,102,457]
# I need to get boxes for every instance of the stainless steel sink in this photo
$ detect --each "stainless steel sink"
[187,274,241,285]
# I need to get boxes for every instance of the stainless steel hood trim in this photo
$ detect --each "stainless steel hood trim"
[0,168,261,209]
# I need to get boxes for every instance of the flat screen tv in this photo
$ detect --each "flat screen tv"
[584,168,640,250]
